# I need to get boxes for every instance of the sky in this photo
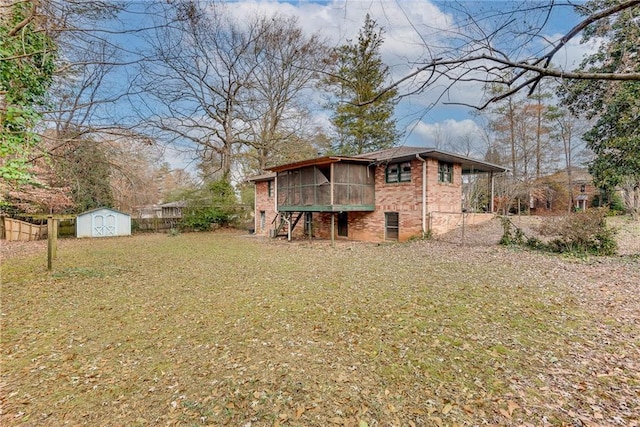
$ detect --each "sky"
[105,0,595,168]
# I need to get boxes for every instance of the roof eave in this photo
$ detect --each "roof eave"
[268,156,373,173]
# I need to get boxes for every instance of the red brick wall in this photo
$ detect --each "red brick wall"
[254,158,467,242]
[253,180,277,235]
[311,158,464,242]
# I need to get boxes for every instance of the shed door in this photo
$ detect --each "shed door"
[93,213,117,237]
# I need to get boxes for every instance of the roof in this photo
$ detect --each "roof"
[246,172,276,182]
[356,147,508,173]
[77,207,131,217]
[247,146,508,178]
[268,156,372,173]
[160,201,186,208]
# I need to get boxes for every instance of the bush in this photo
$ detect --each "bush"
[181,179,244,231]
[499,216,525,246]
[537,208,617,255]
[181,205,237,231]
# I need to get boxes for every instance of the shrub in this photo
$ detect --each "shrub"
[181,205,237,231]
[499,216,525,246]
[537,208,617,255]
[181,179,244,231]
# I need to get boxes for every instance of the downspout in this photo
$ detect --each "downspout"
[253,181,258,235]
[274,175,279,237]
[416,154,427,237]
[274,175,278,212]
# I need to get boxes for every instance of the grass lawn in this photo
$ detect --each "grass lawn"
[1,231,639,426]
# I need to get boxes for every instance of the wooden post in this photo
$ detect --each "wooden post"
[53,218,58,259]
[330,213,335,248]
[47,216,58,271]
[461,212,466,246]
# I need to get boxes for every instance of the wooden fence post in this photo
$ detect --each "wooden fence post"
[47,216,58,271]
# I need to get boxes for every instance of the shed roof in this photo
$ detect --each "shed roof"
[77,207,131,217]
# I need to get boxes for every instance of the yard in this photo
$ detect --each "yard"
[1,218,639,426]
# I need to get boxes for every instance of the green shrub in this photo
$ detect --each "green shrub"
[181,179,243,231]
[182,205,237,231]
[499,216,525,246]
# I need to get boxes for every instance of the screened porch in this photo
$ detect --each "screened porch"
[276,161,375,212]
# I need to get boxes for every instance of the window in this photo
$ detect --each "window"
[260,211,266,230]
[385,212,399,240]
[438,162,453,183]
[386,162,411,183]
[267,180,273,197]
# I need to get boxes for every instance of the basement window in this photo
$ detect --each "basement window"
[386,162,411,183]
[438,162,453,183]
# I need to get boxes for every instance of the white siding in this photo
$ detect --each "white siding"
[76,208,131,238]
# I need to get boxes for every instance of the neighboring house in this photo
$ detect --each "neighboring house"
[76,207,131,238]
[135,201,186,219]
[249,147,508,242]
[529,168,597,214]
[160,201,186,219]
[136,204,161,219]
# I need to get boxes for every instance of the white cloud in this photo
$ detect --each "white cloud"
[202,1,597,154]
[409,119,486,154]
[545,32,601,71]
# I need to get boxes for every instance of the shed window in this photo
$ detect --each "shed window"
[438,162,453,183]
[386,162,411,183]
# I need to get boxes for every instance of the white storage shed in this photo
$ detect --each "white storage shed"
[76,207,131,238]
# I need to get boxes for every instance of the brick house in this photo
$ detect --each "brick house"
[249,147,507,242]
[529,168,597,214]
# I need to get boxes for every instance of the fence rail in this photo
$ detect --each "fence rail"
[132,218,180,233]
[1,217,48,241]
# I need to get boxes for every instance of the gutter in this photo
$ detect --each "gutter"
[416,154,427,236]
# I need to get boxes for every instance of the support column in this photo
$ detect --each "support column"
[489,172,495,213]
[330,213,335,247]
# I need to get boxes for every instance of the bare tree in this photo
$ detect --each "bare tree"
[376,0,640,110]
[240,15,329,174]
[134,1,268,182]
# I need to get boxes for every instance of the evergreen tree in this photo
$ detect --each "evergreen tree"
[559,0,639,198]
[0,1,56,187]
[327,14,401,155]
